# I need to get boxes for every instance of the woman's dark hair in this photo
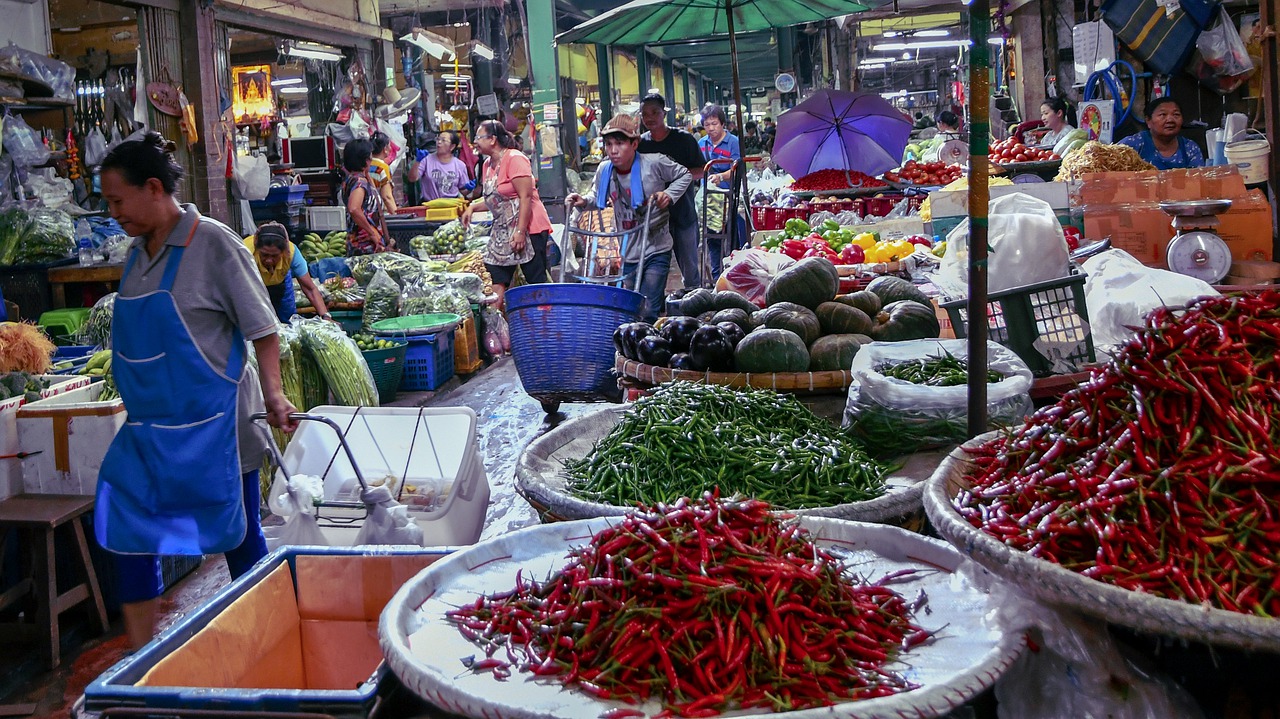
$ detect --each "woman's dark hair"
[100,131,184,194]
[937,110,960,129]
[702,104,728,126]
[477,119,519,150]
[437,130,460,150]
[1145,97,1182,118]
[255,221,290,251]
[371,131,391,156]
[1041,97,1078,127]
[342,139,374,172]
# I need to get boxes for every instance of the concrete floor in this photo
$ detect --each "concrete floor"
[0,356,599,718]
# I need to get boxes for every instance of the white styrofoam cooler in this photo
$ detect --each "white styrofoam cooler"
[306,206,347,233]
[270,405,490,547]
[1,375,93,499]
[16,381,125,496]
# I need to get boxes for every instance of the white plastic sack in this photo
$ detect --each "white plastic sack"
[84,127,108,167]
[843,339,1034,454]
[232,152,271,201]
[354,485,425,546]
[936,192,1070,297]
[265,473,328,549]
[1081,249,1219,356]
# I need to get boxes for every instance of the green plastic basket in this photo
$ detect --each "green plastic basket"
[370,313,461,337]
[330,310,364,336]
[361,340,408,404]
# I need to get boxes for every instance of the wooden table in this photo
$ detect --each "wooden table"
[47,264,123,309]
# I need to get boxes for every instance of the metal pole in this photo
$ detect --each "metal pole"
[967,0,991,437]
[725,0,747,251]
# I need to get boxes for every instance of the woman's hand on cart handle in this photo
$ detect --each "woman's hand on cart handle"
[264,393,300,433]
[651,191,673,209]
[565,193,587,208]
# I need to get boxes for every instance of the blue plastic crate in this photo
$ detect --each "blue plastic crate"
[400,331,455,391]
[249,184,310,208]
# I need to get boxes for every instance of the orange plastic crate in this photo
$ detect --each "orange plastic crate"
[453,316,483,374]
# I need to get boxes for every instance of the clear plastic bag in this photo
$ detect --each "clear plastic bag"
[76,292,117,348]
[263,473,328,550]
[361,268,401,331]
[843,339,1034,454]
[401,274,469,317]
[84,127,108,167]
[0,43,74,100]
[1196,8,1254,79]
[296,316,379,406]
[2,115,50,169]
[231,152,270,201]
[935,192,1070,297]
[715,248,794,307]
[441,272,484,303]
[480,306,510,355]
[347,251,424,286]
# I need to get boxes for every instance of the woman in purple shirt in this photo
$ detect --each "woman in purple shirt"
[409,131,474,200]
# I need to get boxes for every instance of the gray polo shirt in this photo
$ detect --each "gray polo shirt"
[119,203,277,473]
[581,152,692,263]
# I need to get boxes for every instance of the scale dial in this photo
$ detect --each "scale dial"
[1166,231,1232,283]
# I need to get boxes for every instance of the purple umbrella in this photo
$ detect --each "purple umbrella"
[772,90,913,180]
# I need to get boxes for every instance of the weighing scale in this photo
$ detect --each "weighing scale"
[1159,199,1233,284]
[936,138,968,165]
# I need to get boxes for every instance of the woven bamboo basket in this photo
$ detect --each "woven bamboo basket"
[615,356,853,394]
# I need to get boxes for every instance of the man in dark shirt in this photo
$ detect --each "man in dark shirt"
[638,92,707,289]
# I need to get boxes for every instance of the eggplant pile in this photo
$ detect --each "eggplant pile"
[614,315,741,372]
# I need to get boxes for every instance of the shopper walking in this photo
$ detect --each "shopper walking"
[698,104,745,278]
[95,132,297,649]
[638,92,705,289]
[461,119,553,308]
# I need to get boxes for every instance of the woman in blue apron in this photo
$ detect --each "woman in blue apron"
[245,221,332,323]
[95,133,299,649]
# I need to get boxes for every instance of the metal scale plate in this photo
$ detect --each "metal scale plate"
[1159,200,1234,284]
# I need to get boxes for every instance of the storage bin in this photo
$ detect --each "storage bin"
[15,381,126,496]
[361,340,408,404]
[940,269,1095,376]
[83,546,451,718]
[38,307,91,345]
[306,205,346,233]
[249,184,310,207]
[268,405,489,547]
[401,331,455,391]
[1,375,92,499]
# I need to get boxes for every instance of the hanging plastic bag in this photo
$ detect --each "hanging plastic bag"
[480,306,510,355]
[843,338,1034,455]
[1193,8,1255,93]
[84,127,108,167]
[231,152,271,201]
[264,472,328,550]
[354,485,424,546]
[2,114,49,168]
[935,192,1070,297]
[361,268,401,331]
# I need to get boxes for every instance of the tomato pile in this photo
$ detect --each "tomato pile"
[883,161,964,187]
[988,139,1059,165]
[791,169,887,192]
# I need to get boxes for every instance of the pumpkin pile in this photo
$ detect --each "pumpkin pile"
[614,259,942,374]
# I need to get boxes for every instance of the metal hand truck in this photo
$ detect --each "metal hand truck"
[699,158,745,287]
[557,201,654,295]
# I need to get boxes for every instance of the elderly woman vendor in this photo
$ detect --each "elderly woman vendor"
[1117,97,1204,170]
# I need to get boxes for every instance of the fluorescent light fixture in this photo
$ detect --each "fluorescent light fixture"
[470,42,495,60]
[902,51,911,59]
[647,87,661,93]
[989,37,1006,44]
[401,28,455,60]
[916,29,949,37]
[286,42,343,61]
[859,57,895,65]
[271,77,303,87]
[883,31,900,37]
[873,40,969,51]
[860,63,886,69]
[278,87,309,95]
[508,77,523,84]
[442,74,471,81]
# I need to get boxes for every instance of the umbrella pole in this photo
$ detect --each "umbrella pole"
[725,0,749,251]
[966,0,991,437]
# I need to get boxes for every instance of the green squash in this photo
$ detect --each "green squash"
[760,302,821,346]
[835,290,881,317]
[816,302,873,336]
[735,328,810,372]
[871,300,941,342]
[808,334,862,371]
[865,276,931,308]
[711,308,752,332]
[764,257,840,310]
[712,290,759,314]
[680,288,716,317]
[852,333,874,345]
[749,309,767,330]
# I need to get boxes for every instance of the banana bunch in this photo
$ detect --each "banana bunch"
[299,231,349,262]
[80,349,112,377]
[448,251,493,295]
[424,197,469,210]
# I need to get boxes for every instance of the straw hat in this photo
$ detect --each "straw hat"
[377,85,422,119]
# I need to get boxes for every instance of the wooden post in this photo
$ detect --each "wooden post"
[1261,0,1280,258]
[967,0,991,437]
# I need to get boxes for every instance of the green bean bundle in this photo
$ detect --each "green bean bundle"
[565,383,890,509]
[297,318,378,407]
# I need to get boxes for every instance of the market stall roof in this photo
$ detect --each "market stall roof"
[649,33,779,88]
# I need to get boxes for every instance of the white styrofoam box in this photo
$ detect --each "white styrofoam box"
[270,405,489,547]
[0,374,93,499]
[306,206,347,233]
[928,182,1071,219]
[16,381,126,496]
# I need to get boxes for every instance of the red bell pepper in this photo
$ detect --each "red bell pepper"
[839,244,865,265]
[780,239,808,259]
[906,235,933,248]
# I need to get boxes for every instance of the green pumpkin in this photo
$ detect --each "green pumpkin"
[871,300,941,342]
[680,288,717,316]
[735,328,810,372]
[759,302,821,346]
[764,257,840,310]
[835,290,882,317]
[808,334,862,371]
[712,290,759,314]
[866,276,931,307]
[816,302,873,336]
[749,309,767,330]
[711,308,752,332]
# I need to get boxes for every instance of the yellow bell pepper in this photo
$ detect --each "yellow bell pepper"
[851,232,877,250]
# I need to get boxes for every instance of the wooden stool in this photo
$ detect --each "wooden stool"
[0,494,109,669]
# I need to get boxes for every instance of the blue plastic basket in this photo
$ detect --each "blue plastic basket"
[401,331,455,391]
[504,284,645,411]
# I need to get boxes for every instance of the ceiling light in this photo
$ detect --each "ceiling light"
[442,74,471,81]
[470,42,495,60]
[860,63,886,69]
[916,29,949,37]
[271,77,303,87]
[859,57,895,65]
[285,42,343,61]
[873,40,969,51]
[883,31,900,37]
[508,77,523,84]
[989,37,1007,45]
[278,87,309,95]
[902,51,911,59]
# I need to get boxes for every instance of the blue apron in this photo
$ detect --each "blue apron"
[267,272,297,323]
[95,220,248,555]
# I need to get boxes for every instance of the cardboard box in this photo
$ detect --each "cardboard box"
[1161,166,1248,200]
[1083,189,1273,266]
[1214,190,1274,262]
[1074,171,1164,207]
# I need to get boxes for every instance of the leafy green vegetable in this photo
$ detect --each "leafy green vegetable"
[297,318,378,406]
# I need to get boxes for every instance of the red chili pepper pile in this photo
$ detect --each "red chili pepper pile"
[957,291,1280,615]
[790,169,887,192]
[447,495,926,717]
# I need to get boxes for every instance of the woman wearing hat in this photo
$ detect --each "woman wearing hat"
[245,221,332,323]
[460,119,553,308]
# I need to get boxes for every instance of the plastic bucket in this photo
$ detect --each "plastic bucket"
[1225,138,1270,184]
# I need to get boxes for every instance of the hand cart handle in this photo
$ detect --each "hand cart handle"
[249,412,370,492]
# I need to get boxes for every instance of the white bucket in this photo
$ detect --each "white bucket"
[1224,138,1270,184]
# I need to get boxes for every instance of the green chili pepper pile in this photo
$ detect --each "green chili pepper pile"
[564,383,889,509]
[447,495,926,716]
[877,352,1003,387]
[957,291,1280,616]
